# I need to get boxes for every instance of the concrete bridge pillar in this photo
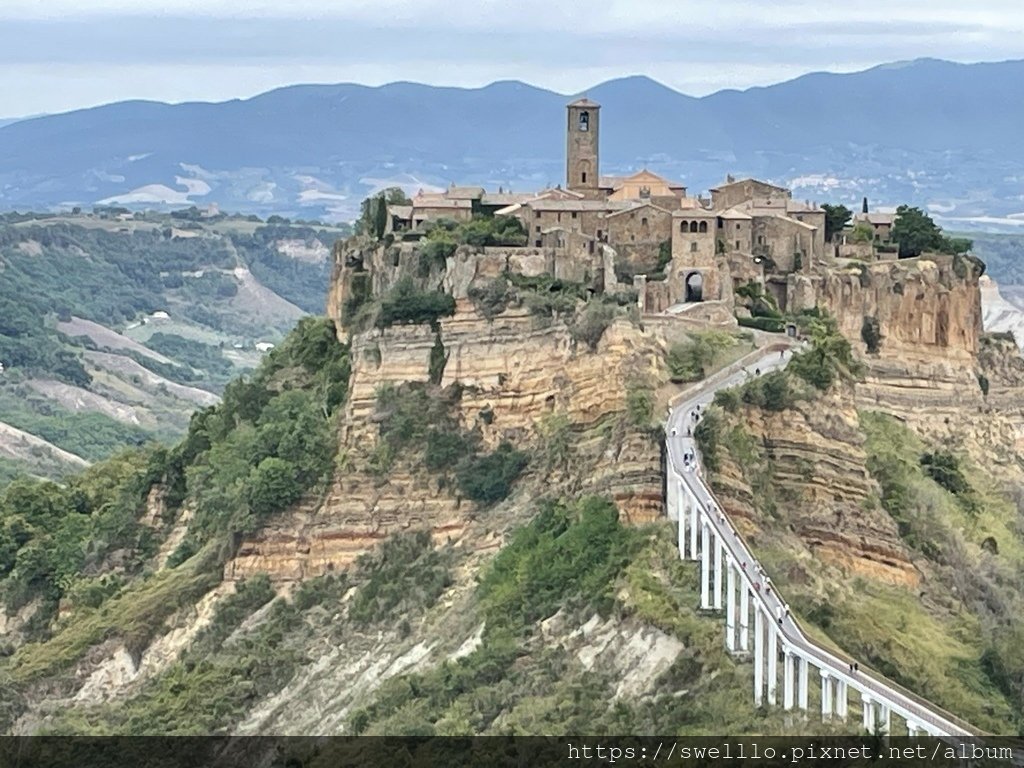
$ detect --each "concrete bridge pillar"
[879,703,891,734]
[713,536,723,610]
[906,720,918,737]
[783,650,795,710]
[754,608,765,706]
[677,501,685,559]
[725,559,737,652]
[820,672,833,719]
[862,694,874,732]
[797,657,809,710]
[739,584,750,651]
[689,489,699,561]
[700,518,711,609]
[666,463,679,522]
[835,678,848,720]
[767,627,778,705]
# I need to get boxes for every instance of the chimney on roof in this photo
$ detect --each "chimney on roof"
[726,174,735,184]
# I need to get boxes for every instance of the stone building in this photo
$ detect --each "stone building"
[853,211,896,242]
[567,98,601,197]
[385,96,831,312]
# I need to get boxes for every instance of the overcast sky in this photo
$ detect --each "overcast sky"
[2,0,1024,117]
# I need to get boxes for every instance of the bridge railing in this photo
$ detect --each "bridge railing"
[688,454,983,736]
[669,342,983,737]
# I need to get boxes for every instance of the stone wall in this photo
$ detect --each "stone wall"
[787,254,982,364]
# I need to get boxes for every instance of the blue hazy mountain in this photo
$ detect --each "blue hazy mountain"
[2,58,1023,223]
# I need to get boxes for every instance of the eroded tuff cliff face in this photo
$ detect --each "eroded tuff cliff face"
[235,259,678,584]
[789,254,983,364]
[712,386,919,588]
[787,253,1000,447]
[319,238,1000,592]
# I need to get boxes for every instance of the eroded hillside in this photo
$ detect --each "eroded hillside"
[0,212,347,482]
[1,225,1021,737]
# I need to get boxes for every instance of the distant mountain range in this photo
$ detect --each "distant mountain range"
[3,58,1024,225]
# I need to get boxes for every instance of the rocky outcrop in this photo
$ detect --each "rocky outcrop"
[714,388,919,587]
[789,254,982,363]
[227,302,671,583]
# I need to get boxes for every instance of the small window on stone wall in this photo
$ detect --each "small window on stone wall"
[691,242,698,252]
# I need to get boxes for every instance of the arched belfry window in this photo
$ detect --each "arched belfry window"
[579,111,590,132]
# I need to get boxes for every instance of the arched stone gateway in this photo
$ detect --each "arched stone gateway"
[684,271,704,302]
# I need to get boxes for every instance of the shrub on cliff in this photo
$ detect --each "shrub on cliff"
[507,273,586,320]
[625,384,654,427]
[377,276,456,328]
[456,442,529,506]
[468,276,512,320]
[569,300,617,351]
[740,370,797,412]
[348,530,453,626]
[667,331,736,382]
[861,315,882,354]
[788,313,861,391]
[180,317,350,539]
[693,407,723,472]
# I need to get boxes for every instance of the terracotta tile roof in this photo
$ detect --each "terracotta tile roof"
[855,212,897,225]
[605,202,672,218]
[480,192,536,206]
[568,97,600,108]
[671,206,717,217]
[445,186,485,200]
[525,199,633,212]
[709,177,789,193]
[412,198,472,210]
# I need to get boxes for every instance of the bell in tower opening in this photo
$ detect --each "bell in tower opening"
[566,98,600,195]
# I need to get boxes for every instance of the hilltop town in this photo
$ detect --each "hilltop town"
[380,97,911,324]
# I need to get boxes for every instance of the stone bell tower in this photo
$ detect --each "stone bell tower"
[566,98,600,196]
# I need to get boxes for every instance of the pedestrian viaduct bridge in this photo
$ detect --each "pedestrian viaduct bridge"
[664,342,979,739]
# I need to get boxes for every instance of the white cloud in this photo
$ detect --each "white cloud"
[4,0,1024,32]
[1,1,1023,115]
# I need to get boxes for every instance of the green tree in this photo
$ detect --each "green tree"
[667,331,736,383]
[357,188,409,239]
[456,442,529,506]
[246,457,302,519]
[849,222,875,244]
[789,313,861,391]
[891,205,944,258]
[821,204,853,242]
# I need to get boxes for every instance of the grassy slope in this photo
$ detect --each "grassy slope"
[710,395,1021,734]
[0,215,346,481]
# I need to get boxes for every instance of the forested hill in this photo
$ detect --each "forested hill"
[0,210,349,484]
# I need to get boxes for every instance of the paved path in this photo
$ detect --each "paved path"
[665,343,976,737]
